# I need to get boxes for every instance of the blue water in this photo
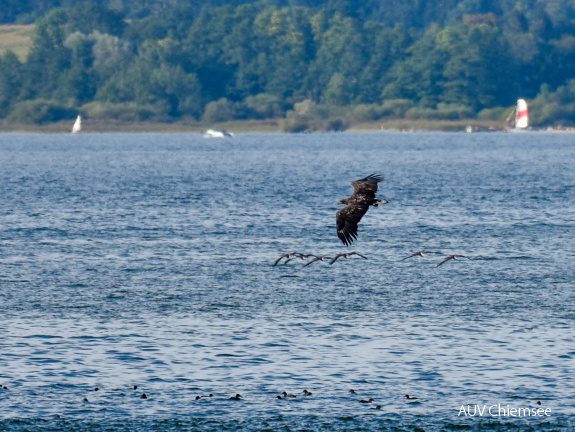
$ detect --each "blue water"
[1,131,574,431]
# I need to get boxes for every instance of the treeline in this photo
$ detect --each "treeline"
[3,1,575,128]
[6,0,575,30]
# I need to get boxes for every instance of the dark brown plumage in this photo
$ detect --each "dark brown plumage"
[272,252,317,266]
[302,255,332,267]
[336,174,387,246]
[401,250,435,261]
[437,254,466,267]
[329,251,368,264]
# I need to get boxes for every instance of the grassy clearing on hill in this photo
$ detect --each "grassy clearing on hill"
[0,24,34,62]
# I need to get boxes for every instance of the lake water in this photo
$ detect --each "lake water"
[0,131,574,431]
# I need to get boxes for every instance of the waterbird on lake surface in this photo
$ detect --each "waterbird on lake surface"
[194,395,201,400]
[400,250,439,261]
[359,398,374,403]
[371,405,382,410]
[329,251,368,264]
[405,394,418,400]
[302,255,333,267]
[229,394,242,400]
[303,390,312,396]
[336,174,388,246]
[282,391,297,398]
[349,389,357,394]
[437,254,467,267]
[140,393,148,399]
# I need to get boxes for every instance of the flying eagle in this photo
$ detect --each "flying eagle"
[336,174,388,246]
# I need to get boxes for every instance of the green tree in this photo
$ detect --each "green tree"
[251,7,316,100]
[182,6,237,102]
[0,52,22,117]
[20,9,72,100]
[437,24,514,109]
[68,1,126,36]
[382,24,445,107]
[306,12,368,104]
[358,23,410,103]
[97,41,202,117]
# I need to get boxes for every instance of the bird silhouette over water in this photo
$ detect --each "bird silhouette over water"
[405,394,418,400]
[229,394,242,400]
[329,251,368,264]
[437,254,467,267]
[400,250,439,261]
[336,174,388,246]
[359,398,374,403]
[302,255,333,267]
[273,252,317,266]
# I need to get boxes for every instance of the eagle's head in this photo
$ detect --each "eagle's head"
[337,198,348,205]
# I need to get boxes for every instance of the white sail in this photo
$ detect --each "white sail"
[204,128,233,138]
[515,99,528,129]
[71,115,82,134]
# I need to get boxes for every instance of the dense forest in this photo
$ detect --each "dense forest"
[3,0,575,128]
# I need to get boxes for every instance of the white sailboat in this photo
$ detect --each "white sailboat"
[71,115,82,134]
[515,98,529,129]
[204,128,233,138]
[504,99,529,132]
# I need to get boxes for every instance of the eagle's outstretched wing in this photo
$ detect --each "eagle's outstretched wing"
[351,174,382,196]
[336,204,369,246]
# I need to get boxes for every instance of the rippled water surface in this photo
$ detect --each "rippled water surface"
[1,131,575,431]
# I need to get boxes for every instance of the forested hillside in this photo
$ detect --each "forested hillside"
[2,0,575,128]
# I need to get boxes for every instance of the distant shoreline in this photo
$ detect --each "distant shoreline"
[2,118,572,134]
[0,118,514,134]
